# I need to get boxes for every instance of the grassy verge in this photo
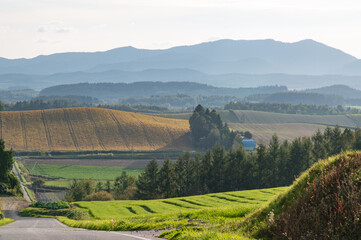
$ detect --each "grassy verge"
[24,186,35,202]
[14,161,26,183]
[0,218,15,226]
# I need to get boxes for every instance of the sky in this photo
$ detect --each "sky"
[1,0,361,59]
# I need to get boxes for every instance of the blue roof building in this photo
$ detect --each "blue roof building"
[242,139,256,151]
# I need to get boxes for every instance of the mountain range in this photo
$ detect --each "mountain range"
[1,39,361,90]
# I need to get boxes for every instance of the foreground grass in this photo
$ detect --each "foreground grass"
[25,164,143,180]
[75,187,286,219]
[52,187,287,239]
[0,218,15,226]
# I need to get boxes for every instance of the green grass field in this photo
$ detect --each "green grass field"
[53,187,287,239]
[25,164,143,180]
[75,187,286,219]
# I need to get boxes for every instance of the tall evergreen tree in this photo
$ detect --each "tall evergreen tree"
[354,127,361,150]
[211,145,226,192]
[136,159,159,199]
[312,129,327,161]
[158,159,176,198]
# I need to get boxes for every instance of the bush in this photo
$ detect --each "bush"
[65,209,88,220]
[30,201,70,209]
[0,211,4,220]
[83,191,114,201]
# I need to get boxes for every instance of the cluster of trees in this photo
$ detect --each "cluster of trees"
[65,171,136,201]
[0,89,37,103]
[2,96,98,111]
[189,105,237,150]
[0,140,21,195]
[120,94,240,108]
[225,102,360,115]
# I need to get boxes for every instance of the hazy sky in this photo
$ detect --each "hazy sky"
[2,0,361,59]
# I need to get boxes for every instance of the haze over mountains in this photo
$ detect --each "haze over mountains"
[1,39,361,90]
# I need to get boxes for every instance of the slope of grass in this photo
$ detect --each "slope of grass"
[75,187,286,219]
[50,187,287,240]
[228,110,358,127]
[0,107,191,152]
[243,152,361,239]
[25,164,143,180]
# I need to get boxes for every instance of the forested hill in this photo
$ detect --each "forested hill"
[39,82,287,102]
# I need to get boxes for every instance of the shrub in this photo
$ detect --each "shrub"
[31,201,70,209]
[0,211,4,220]
[83,191,114,201]
[66,209,88,220]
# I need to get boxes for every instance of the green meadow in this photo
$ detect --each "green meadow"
[25,164,143,180]
[75,187,286,219]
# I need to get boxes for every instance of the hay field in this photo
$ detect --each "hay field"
[0,108,191,152]
[228,110,358,127]
[229,123,328,144]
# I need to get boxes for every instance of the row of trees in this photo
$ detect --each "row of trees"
[0,140,21,195]
[225,101,360,115]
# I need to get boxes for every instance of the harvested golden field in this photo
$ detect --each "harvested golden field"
[228,122,328,144]
[0,108,191,152]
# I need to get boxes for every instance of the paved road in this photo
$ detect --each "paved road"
[0,211,160,240]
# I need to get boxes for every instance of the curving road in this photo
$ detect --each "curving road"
[0,210,161,240]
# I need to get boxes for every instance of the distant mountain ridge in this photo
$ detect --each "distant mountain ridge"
[0,39,358,76]
[39,81,287,102]
[302,85,361,99]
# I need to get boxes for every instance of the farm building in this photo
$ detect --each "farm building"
[242,139,256,151]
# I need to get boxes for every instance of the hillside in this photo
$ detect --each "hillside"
[302,84,361,99]
[0,108,191,152]
[39,82,286,102]
[154,110,361,144]
[245,152,361,239]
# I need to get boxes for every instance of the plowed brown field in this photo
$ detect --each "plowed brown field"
[0,108,191,151]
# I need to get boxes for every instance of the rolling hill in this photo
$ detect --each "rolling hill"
[0,108,191,152]
[154,110,361,144]
[245,152,361,239]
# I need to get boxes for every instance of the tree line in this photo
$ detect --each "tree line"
[225,101,360,115]
[0,140,21,196]
[65,125,361,201]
